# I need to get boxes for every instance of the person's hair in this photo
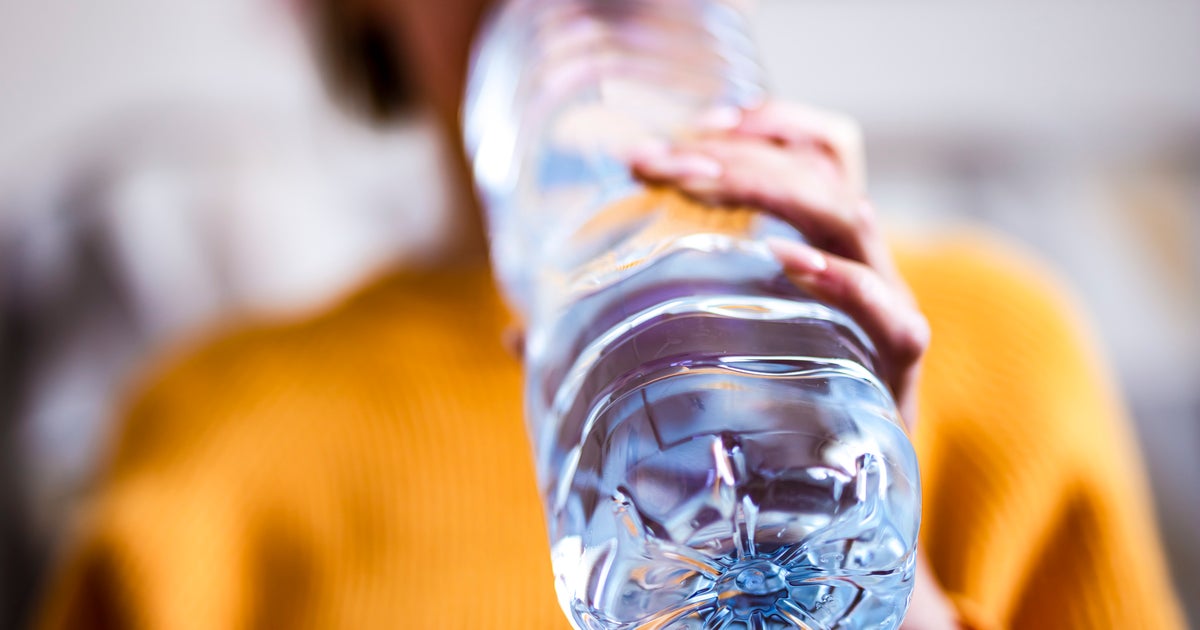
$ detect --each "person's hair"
[309,0,414,122]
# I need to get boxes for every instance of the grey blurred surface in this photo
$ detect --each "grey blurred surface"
[1,0,1198,627]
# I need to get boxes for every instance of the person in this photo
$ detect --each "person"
[36,1,1186,629]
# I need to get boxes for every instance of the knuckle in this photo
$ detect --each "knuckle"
[857,198,879,223]
[846,264,882,307]
[720,159,761,191]
[826,115,866,187]
[838,116,864,152]
[846,194,875,232]
[829,194,874,254]
[891,311,931,364]
[823,110,862,148]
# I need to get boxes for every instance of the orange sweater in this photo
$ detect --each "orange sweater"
[38,232,1185,629]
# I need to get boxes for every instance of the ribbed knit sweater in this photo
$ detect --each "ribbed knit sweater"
[37,232,1185,629]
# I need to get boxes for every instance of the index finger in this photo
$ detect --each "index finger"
[700,101,867,193]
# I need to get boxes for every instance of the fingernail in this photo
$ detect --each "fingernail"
[692,105,743,132]
[641,151,723,180]
[766,237,827,274]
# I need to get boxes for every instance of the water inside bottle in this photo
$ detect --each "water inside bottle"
[464,3,921,625]
[528,236,920,629]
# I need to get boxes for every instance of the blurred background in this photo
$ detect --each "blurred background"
[0,0,1196,627]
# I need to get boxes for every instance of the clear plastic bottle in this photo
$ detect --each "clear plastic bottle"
[463,1,920,628]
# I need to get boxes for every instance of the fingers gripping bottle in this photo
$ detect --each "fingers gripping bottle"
[463,1,920,628]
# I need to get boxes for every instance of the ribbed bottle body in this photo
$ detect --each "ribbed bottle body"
[463,2,920,628]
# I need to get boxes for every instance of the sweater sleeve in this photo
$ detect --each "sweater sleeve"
[36,327,333,630]
[1001,307,1186,629]
[896,232,1187,630]
[35,465,259,630]
[34,269,568,630]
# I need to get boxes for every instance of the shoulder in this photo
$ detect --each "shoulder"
[104,265,510,480]
[890,228,1111,427]
[891,229,1187,630]
[890,227,1124,472]
[890,229,1139,607]
[892,228,1089,338]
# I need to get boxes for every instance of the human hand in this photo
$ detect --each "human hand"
[629,100,928,430]
[630,100,957,630]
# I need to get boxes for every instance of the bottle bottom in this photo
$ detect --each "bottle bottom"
[548,359,919,630]
[555,546,914,630]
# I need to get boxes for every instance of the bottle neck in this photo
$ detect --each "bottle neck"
[463,0,766,315]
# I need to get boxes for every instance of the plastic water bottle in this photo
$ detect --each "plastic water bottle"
[463,1,921,628]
